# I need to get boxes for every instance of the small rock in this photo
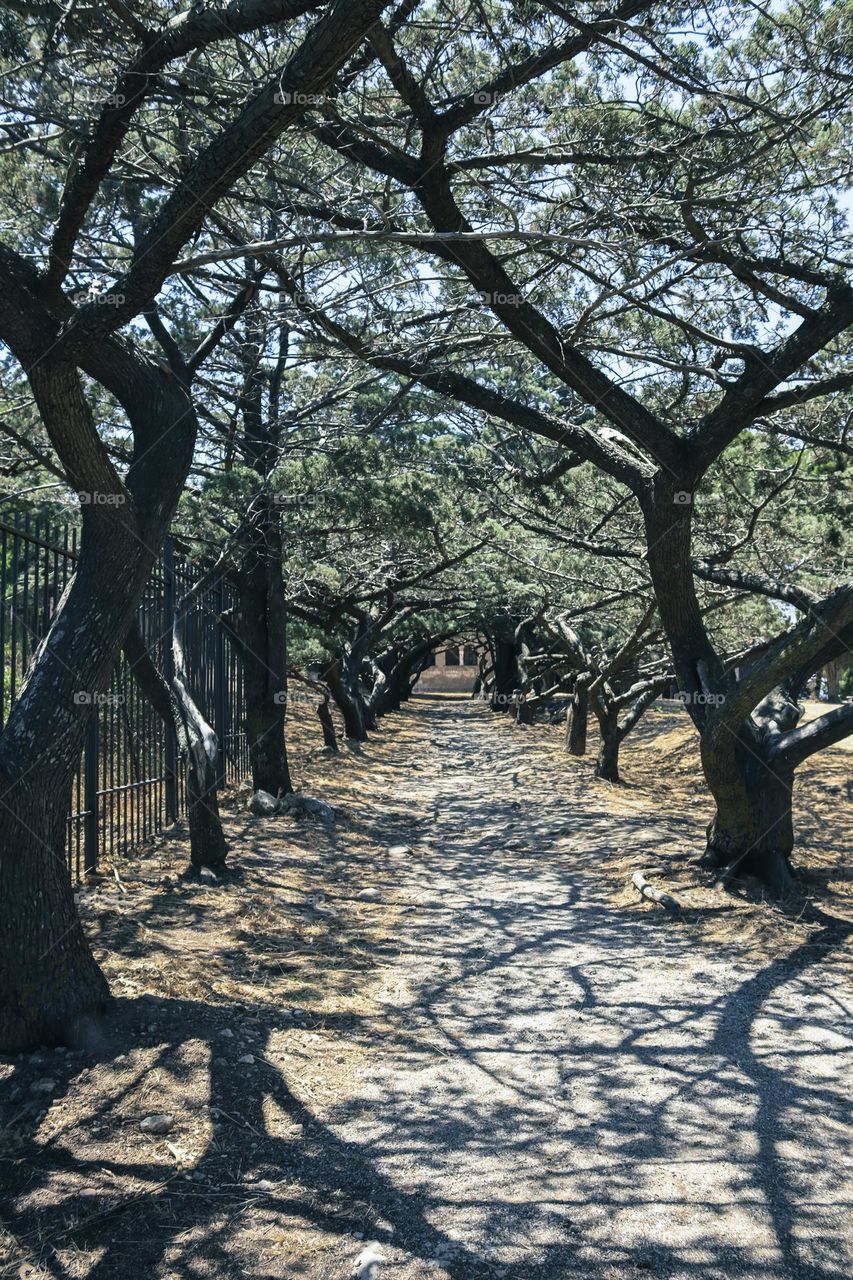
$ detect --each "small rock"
[29,1078,57,1095]
[248,789,279,817]
[220,1028,234,1038]
[254,1178,277,1193]
[280,793,335,823]
[139,1113,174,1135]
[356,888,383,902]
[387,844,412,856]
[353,1243,386,1278]
[238,1054,255,1065]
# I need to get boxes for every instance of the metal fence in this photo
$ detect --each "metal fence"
[0,508,249,879]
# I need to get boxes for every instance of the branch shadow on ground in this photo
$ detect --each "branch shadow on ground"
[1,698,851,1280]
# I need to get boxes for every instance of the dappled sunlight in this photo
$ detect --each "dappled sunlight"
[1,699,850,1279]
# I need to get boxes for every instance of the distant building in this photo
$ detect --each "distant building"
[416,643,482,692]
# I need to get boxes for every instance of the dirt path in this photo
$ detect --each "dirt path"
[2,698,851,1280]
[320,700,853,1280]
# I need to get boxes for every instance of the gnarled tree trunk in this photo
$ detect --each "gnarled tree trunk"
[566,676,589,757]
[231,506,292,797]
[700,724,796,893]
[324,656,369,741]
[124,618,227,871]
[594,708,621,782]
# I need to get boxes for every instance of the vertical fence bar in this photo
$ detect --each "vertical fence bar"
[83,710,99,876]
[213,574,227,788]
[0,521,7,733]
[162,538,178,823]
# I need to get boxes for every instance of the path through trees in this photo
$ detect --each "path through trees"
[2,696,850,1280]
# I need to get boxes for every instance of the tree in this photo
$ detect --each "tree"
[0,0,392,1053]
[240,1,853,889]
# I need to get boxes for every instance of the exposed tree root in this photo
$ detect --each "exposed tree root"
[631,870,680,911]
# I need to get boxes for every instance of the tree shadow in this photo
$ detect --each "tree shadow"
[2,698,851,1279]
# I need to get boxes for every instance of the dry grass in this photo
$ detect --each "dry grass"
[583,702,853,957]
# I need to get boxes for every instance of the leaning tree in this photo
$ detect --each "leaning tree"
[0,0,392,1053]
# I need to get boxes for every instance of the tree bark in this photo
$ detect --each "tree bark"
[317,697,338,751]
[124,620,228,870]
[566,677,589,756]
[701,728,796,893]
[595,709,621,782]
[0,363,196,1051]
[324,657,368,741]
[490,635,520,713]
[641,481,796,891]
[0,775,110,1052]
[233,507,292,796]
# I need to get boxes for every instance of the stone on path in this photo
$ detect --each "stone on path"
[352,1243,385,1279]
[248,789,278,817]
[280,793,335,823]
[139,1114,174,1135]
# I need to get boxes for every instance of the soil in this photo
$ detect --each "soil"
[1,695,851,1280]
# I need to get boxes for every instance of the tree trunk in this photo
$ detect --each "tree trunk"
[639,483,797,891]
[490,636,520,713]
[0,776,110,1052]
[566,679,589,756]
[700,725,796,893]
[124,619,227,870]
[317,697,338,751]
[0,502,183,1051]
[185,738,227,869]
[595,711,621,782]
[324,657,368,741]
[234,502,292,796]
[824,659,841,702]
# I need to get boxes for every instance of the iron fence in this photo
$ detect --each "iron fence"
[0,508,249,879]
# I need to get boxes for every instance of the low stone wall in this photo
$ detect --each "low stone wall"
[414,665,478,694]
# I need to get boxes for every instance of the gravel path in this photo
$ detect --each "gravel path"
[2,697,850,1280]
[326,698,853,1280]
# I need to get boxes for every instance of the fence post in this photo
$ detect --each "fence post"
[83,711,99,876]
[162,538,179,823]
[213,575,227,787]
